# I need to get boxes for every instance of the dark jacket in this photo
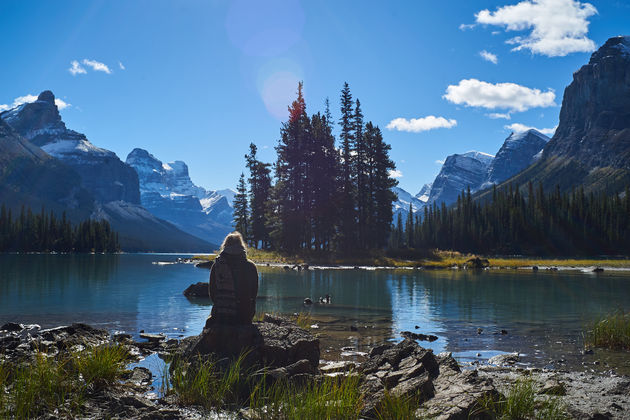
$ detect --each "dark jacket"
[209,247,258,325]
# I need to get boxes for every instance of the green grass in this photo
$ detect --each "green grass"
[71,344,130,389]
[585,310,630,350]
[194,249,630,270]
[295,312,312,330]
[0,345,131,418]
[474,377,568,420]
[249,374,363,420]
[374,390,419,420]
[170,353,251,409]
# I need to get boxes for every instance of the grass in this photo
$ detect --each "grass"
[0,344,131,418]
[295,312,312,330]
[474,377,568,420]
[585,310,630,350]
[71,344,130,389]
[170,353,251,409]
[374,391,419,420]
[248,374,363,420]
[193,249,630,270]
[170,355,439,419]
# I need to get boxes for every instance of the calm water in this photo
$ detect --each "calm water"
[1,254,630,372]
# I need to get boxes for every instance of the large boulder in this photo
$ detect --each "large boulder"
[180,314,319,371]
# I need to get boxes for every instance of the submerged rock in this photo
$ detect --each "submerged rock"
[183,282,209,298]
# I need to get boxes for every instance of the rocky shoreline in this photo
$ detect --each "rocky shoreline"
[1,320,628,419]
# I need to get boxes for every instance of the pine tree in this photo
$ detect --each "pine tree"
[245,144,272,249]
[337,82,356,252]
[233,173,249,238]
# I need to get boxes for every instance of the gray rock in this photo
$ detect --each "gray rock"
[488,352,520,366]
[180,315,319,369]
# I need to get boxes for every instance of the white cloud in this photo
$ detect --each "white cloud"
[505,122,557,135]
[387,116,457,133]
[118,61,125,70]
[435,159,445,165]
[488,112,512,119]
[12,94,38,107]
[443,79,556,112]
[54,98,70,110]
[82,59,112,74]
[389,169,403,178]
[69,60,87,75]
[459,23,476,31]
[480,50,498,64]
[475,0,597,57]
[0,94,71,112]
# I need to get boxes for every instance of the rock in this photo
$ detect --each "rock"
[129,367,153,386]
[303,298,313,305]
[320,361,356,374]
[180,315,319,370]
[183,282,209,298]
[417,369,500,420]
[532,266,539,271]
[539,378,567,396]
[400,330,439,342]
[477,328,483,334]
[465,257,490,269]
[194,260,214,269]
[359,339,439,418]
[593,267,604,273]
[139,333,165,342]
[488,353,520,366]
[0,322,23,332]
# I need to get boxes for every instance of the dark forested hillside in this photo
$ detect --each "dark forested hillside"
[393,184,630,256]
[0,205,120,252]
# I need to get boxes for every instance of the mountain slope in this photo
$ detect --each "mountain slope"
[1,91,140,204]
[483,36,630,197]
[126,148,234,244]
[1,91,214,252]
[428,151,494,206]
[483,129,549,188]
[0,117,93,217]
[392,186,426,220]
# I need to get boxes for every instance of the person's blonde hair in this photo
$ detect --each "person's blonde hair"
[220,231,247,253]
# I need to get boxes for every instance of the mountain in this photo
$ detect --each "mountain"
[0,117,93,217]
[427,151,494,206]
[1,91,213,252]
[1,91,140,204]
[484,36,630,196]
[415,183,432,203]
[482,129,549,189]
[392,186,426,220]
[126,148,235,245]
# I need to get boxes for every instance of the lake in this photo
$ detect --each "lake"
[1,253,629,373]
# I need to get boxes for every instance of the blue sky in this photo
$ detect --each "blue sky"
[1,0,628,194]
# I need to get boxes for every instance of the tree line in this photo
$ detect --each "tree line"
[233,82,398,253]
[390,183,630,256]
[0,205,120,253]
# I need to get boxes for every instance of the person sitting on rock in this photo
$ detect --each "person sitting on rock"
[208,231,258,325]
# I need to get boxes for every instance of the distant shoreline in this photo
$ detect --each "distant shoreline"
[192,250,630,272]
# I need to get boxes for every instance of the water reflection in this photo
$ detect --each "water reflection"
[1,255,629,371]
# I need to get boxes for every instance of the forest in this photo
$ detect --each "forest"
[233,82,398,253]
[391,184,630,256]
[0,205,120,253]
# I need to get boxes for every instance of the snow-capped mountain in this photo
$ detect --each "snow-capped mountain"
[415,183,432,203]
[392,186,426,221]
[0,91,213,252]
[126,148,235,245]
[0,91,140,204]
[427,151,494,206]
[482,129,549,189]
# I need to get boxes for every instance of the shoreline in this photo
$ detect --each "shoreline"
[1,321,628,419]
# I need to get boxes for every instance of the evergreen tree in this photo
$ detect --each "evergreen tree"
[245,143,272,249]
[233,173,249,238]
[337,82,356,251]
